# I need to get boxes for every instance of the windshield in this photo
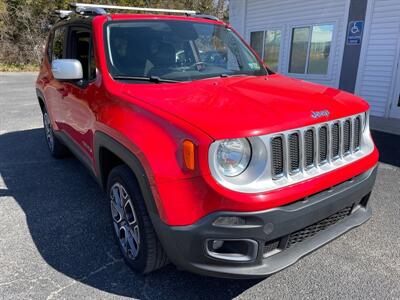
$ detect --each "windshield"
[105,20,268,82]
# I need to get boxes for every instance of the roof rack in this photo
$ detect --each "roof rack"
[70,3,198,15]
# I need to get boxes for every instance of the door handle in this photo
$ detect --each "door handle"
[57,87,68,97]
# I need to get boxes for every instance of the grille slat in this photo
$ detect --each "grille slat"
[318,126,328,163]
[353,117,361,151]
[331,123,340,159]
[304,130,315,168]
[343,119,351,155]
[288,133,300,173]
[271,137,284,177]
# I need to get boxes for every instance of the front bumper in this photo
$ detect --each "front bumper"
[151,166,377,279]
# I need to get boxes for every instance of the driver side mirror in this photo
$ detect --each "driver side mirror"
[51,59,83,81]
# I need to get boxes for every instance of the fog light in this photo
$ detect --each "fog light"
[206,239,258,262]
[212,240,224,250]
[213,216,246,226]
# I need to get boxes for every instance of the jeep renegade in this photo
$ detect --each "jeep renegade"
[35,3,379,278]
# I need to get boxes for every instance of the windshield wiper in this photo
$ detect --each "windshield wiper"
[217,73,250,78]
[113,75,180,83]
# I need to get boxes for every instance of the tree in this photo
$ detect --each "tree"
[0,0,228,66]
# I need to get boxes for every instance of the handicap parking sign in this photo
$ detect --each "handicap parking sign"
[347,21,364,45]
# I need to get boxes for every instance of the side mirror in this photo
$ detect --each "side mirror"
[51,59,83,80]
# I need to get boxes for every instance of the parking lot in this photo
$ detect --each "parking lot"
[0,72,399,299]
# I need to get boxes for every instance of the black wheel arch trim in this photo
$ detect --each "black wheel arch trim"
[94,131,160,218]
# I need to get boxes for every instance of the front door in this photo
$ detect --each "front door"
[62,26,98,161]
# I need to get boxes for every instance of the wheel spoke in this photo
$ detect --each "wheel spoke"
[119,226,128,252]
[124,200,137,226]
[112,186,122,207]
[126,226,140,258]
[133,225,140,247]
[118,184,128,201]
[111,186,124,223]
[111,200,124,223]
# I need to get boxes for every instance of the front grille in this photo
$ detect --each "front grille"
[288,133,300,173]
[343,119,351,155]
[271,137,284,177]
[286,205,353,248]
[269,114,364,181]
[304,129,315,167]
[319,126,328,163]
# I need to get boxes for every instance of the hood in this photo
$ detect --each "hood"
[122,74,369,140]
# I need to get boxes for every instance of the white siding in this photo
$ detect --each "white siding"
[229,0,247,36]
[356,0,400,117]
[229,0,350,87]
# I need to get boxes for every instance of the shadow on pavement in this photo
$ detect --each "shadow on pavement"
[371,130,400,168]
[0,128,261,299]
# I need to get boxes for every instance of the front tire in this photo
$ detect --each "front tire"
[107,165,168,274]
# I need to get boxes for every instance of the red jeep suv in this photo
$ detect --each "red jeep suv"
[36,4,379,278]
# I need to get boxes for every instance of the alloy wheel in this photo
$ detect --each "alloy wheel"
[110,182,141,259]
[43,112,54,152]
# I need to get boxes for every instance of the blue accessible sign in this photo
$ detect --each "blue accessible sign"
[347,21,364,45]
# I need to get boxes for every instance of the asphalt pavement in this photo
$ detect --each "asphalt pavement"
[0,72,399,299]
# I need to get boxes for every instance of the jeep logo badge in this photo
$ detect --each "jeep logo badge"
[311,110,330,119]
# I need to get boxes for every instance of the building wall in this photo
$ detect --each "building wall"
[229,0,400,118]
[229,0,350,88]
[229,0,247,36]
[355,0,400,117]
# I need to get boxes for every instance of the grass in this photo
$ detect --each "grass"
[0,63,39,72]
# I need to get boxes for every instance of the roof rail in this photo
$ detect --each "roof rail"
[191,14,219,21]
[72,4,107,16]
[54,10,74,19]
[70,3,197,15]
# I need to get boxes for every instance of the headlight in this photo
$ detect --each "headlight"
[216,138,251,177]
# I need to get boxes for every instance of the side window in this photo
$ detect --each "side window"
[263,30,281,72]
[250,30,281,72]
[52,27,66,61]
[69,28,96,81]
[250,31,264,58]
[289,24,334,75]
